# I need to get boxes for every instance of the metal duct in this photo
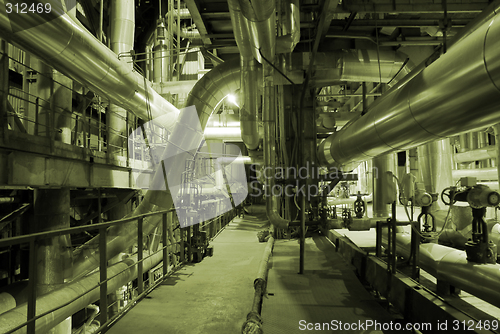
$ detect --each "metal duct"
[454,145,496,163]
[276,0,301,54]
[318,12,500,168]
[204,126,242,141]
[109,0,135,154]
[0,251,163,334]
[235,0,276,63]
[153,20,170,83]
[228,0,261,150]
[263,64,289,229]
[452,167,498,181]
[0,1,179,128]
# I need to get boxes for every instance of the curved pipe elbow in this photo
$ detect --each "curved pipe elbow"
[267,209,289,229]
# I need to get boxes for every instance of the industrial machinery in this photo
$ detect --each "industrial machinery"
[441,177,500,264]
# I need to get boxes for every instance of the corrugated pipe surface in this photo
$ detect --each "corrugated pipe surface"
[0,0,179,128]
[318,12,500,168]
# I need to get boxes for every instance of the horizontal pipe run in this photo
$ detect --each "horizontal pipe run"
[452,167,498,181]
[384,232,500,309]
[0,1,179,129]
[0,251,163,334]
[454,146,496,163]
[318,11,500,168]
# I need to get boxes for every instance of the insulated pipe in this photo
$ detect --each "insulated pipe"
[263,63,289,229]
[0,0,179,128]
[0,251,163,334]
[384,232,500,309]
[452,168,499,181]
[236,0,276,63]
[454,145,496,163]
[109,0,135,154]
[228,0,261,150]
[318,12,500,168]
[276,0,301,54]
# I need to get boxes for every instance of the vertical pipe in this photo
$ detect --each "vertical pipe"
[372,154,394,218]
[99,0,104,42]
[418,138,453,210]
[53,70,72,144]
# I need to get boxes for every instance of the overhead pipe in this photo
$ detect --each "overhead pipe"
[228,0,261,150]
[454,145,496,163]
[0,251,163,334]
[0,1,179,128]
[318,11,500,169]
[237,0,276,63]
[276,0,301,54]
[452,168,498,181]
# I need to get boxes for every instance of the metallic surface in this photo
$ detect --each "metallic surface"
[454,145,496,163]
[239,59,260,150]
[234,0,276,63]
[109,0,135,154]
[418,139,453,210]
[0,0,179,128]
[372,154,394,217]
[263,64,289,229]
[0,252,163,334]
[452,167,498,181]
[318,11,500,167]
[386,232,500,309]
[276,0,300,53]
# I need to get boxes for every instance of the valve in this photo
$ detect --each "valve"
[440,184,499,263]
[353,191,366,218]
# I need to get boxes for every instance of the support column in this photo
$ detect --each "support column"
[33,188,71,334]
[372,154,394,218]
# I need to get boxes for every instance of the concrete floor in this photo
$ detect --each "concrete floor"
[262,237,397,334]
[107,208,269,334]
[107,205,397,334]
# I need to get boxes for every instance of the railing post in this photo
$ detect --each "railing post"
[99,227,108,328]
[137,217,144,294]
[162,213,168,278]
[180,227,185,263]
[27,239,37,334]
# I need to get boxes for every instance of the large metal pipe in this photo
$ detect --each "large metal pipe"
[276,0,301,54]
[452,167,498,181]
[204,126,242,141]
[0,251,163,334]
[237,0,276,63]
[0,0,179,128]
[385,232,500,309]
[454,145,496,163]
[318,11,500,168]
[108,0,135,154]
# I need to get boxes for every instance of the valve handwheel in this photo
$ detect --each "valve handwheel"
[441,187,456,205]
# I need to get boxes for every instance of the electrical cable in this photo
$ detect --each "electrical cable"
[258,48,296,86]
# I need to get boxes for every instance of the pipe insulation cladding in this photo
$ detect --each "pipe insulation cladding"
[0,0,179,128]
[318,12,500,169]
